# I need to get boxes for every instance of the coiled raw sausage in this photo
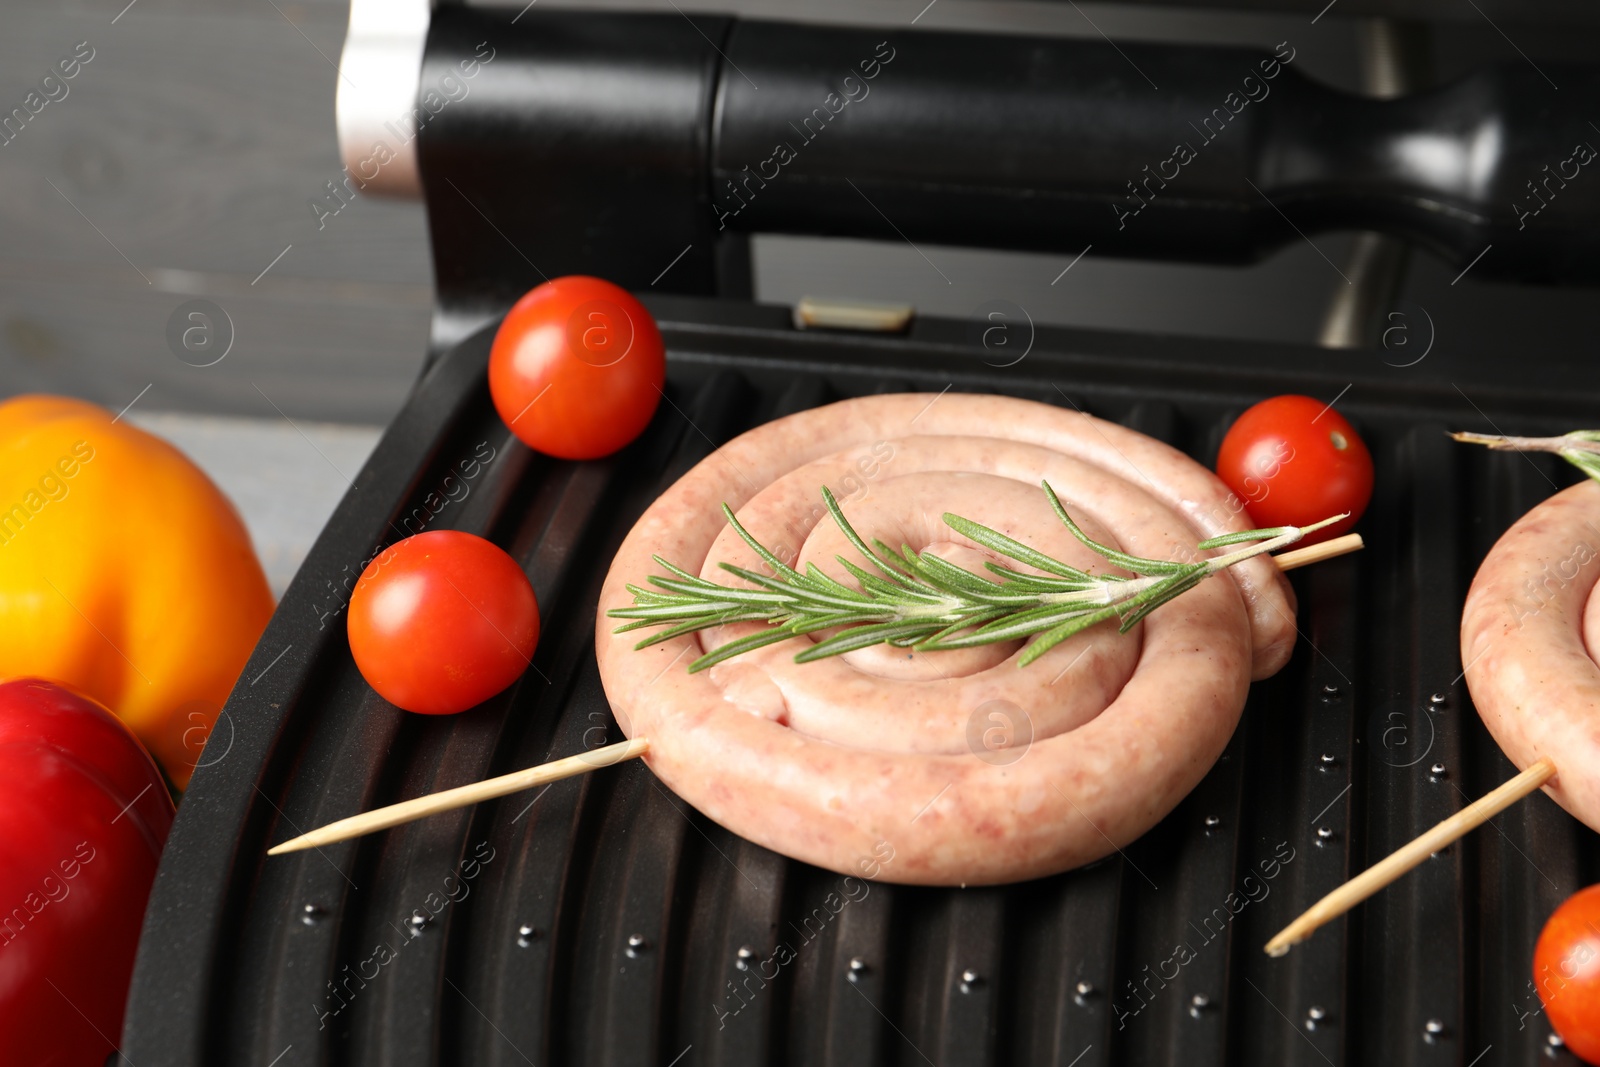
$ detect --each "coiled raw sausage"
[596,394,1297,884]
[1461,479,1600,830]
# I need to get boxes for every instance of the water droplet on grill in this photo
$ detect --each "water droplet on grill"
[1322,683,1341,697]
[626,934,649,957]
[517,924,539,947]
[1423,1019,1447,1043]
[1430,762,1448,780]
[1189,993,1210,1018]
[1204,815,1222,832]
[736,945,756,971]
[1074,980,1096,1005]
[1316,826,1336,845]
[408,910,431,933]
[847,956,868,983]
[1319,753,1338,769]
[301,903,325,925]
[1429,692,1447,705]
[1304,1005,1328,1030]
[959,968,983,993]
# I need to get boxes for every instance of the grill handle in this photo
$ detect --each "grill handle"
[394,6,1600,348]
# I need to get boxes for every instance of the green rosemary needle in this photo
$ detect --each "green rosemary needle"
[1451,430,1600,483]
[609,481,1345,674]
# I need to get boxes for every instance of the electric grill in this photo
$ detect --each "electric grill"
[122,4,1600,1064]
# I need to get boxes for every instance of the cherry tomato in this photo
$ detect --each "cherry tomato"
[347,531,539,715]
[488,275,666,460]
[1215,394,1373,544]
[1536,886,1600,1063]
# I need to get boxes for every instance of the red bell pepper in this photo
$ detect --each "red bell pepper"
[0,678,175,1066]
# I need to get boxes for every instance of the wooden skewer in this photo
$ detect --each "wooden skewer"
[266,737,650,855]
[1274,532,1363,572]
[1264,756,1557,956]
[264,532,1360,858]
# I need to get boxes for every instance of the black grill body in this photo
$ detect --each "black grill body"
[122,296,1599,1066]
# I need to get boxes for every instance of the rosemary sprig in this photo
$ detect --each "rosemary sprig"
[609,482,1344,674]
[1451,430,1600,483]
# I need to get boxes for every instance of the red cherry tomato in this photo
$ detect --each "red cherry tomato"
[347,531,539,715]
[1215,394,1373,545]
[1536,886,1600,1063]
[488,276,666,460]
[0,678,174,1066]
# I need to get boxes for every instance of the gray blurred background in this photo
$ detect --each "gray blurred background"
[2,0,1596,591]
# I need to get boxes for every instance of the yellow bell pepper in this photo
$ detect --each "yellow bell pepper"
[0,395,274,788]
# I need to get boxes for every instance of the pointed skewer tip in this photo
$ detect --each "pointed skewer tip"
[1261,758,1556,956]
[264,736,650,856]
